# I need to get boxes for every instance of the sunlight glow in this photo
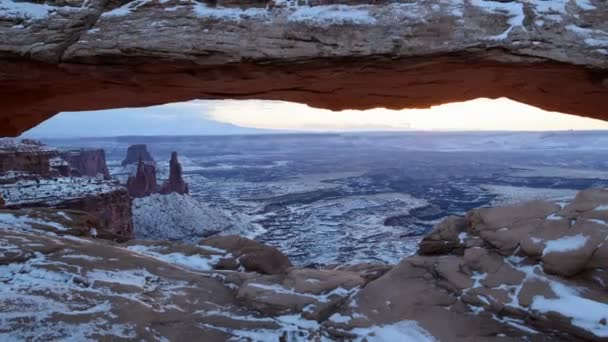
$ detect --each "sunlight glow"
[205,98,608,131]
[23,97,608,138]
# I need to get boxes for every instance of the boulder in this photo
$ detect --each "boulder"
[200,235,292,274]
[418,215,468,255]
[541,219,608,277]
[122,144,154,166]
[236,268,364,320]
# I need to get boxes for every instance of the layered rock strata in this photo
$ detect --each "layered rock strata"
[61,149,111,179]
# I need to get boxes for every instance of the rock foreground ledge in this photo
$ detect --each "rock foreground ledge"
[1,0,608,135]
[1,188,607,340]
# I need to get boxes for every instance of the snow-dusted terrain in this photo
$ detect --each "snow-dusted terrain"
[132,192,257,243]
[1,176,123,206]
[48,131,608,265]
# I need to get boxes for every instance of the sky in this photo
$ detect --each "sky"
[22,97,608,138]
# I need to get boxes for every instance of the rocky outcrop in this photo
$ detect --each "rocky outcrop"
[159,152,188,195]
[54,188,134,240]
[61,149,111,179]
[201,235,293,274]
[126,159,158,198]
[1,177,134,240]
[324,188,608,341]
[1,0,608,136]
[122,144,154,166]
[0,139,56,178]
[1,189,608,340]
[0,140,133,240]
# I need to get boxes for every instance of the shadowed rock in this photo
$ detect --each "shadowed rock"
[159,152,188,195]
[201,235,292,275]
[127,159,158,198]
[122,144,154,166]
[61,149,111,179]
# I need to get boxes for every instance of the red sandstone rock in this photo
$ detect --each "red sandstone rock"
[61,149,111,179]
[127,159,158,198]
[159,152,188,195]
[122,144,154,166]
[55,188,134,240]
[0,148,54,177]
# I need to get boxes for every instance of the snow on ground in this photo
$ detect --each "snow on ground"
[542,234,590,256]
[127,244,223,272]
[132,192,255,243]
[481,184,577,206]
[349,320,437,342]
[0,212,70,232]
[511,166,608,179]
[531,282,608,337]
[0,176,123,206]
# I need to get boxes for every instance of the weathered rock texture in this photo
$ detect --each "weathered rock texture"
[122,144,154,166]
[1,188,607,340]
[159,152,188,195]
[61,149,111,179]
[1,0,608,136]
[54,189,134,240]
[126,159,158,197]
[0,141,134,239]
[3,181,134,240]
[126,152,188,197]
[0,140,55,177]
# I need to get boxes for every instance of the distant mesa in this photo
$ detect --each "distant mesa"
[61,149,111,180]
[122,144,154,166]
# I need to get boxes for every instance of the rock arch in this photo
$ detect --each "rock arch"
[1,0,607,136]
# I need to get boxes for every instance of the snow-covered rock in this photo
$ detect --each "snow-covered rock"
[132,192,253,242]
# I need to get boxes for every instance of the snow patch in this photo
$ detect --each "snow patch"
[127,244,222,272]
[288,5,376,27]
[349,320,437,342]
[470,0,525,40]
[531,282,608,337]
[542,234,589,256]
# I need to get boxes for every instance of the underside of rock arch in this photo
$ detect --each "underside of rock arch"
[1,0,607,136]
